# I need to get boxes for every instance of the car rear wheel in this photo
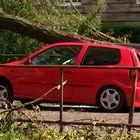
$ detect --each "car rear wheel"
[97,86,125,112]
[0,82,13,103]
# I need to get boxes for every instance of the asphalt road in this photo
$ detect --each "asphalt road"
[23,104,140,126]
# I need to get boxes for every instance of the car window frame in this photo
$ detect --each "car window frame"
[29,45,83,66]
[81,45,121,66]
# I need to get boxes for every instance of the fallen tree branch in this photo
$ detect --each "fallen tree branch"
[69,0,124,44]
[0,10,81,43]
[0,80,67,114]
[0,10,140,49]
[0,10,124,45]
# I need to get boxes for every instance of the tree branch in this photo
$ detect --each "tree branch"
[0,81,67,114]
[69,0,124,43]
[0,10,81,43]
[0,10,139,48]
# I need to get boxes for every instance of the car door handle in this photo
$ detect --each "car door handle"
[64,70,74,74]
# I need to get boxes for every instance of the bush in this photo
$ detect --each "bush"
[0,0,44,63]
[0,122,140,140]
[0,104,139,140]
[101,24,140,43]
[0,30,41,63]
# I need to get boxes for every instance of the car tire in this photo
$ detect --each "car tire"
[97,86,125,112]
[0,82,13,103]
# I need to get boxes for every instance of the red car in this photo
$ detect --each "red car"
[0,42,140,112]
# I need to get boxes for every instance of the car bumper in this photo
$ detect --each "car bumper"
[123,83,140,108]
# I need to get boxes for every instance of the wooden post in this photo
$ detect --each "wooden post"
[128,69,138,132]
[59,67,64,133]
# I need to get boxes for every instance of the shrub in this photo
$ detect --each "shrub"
[0,30,41,63]
[101,24,140,43]
[0,105,139,140]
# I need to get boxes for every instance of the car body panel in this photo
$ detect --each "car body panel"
[1,42,140,109]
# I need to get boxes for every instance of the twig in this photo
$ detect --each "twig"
[119,125,127,140]
[0,81,67,114]
[69,0,124,43]
[17,110,34,122]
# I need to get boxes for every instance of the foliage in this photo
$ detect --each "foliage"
[0,30,41,63]
[0,0,106,35]
[0,0,106,63]
[101,24,140,43]
[78,0,106,37]
[0,0,45,63]
[0,101,139,140]
[0,111,140,140]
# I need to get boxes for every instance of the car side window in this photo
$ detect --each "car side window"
[31,45,82,65]
[81,46,120,65]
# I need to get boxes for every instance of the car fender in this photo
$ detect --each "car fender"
[95,80,129,105]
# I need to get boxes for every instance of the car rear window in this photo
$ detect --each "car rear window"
[81,46,121,65]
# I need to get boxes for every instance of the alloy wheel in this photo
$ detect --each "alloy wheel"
[100,88,121,110]
[0,85,8,101]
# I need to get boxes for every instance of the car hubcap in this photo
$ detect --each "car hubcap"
[100,88,120,110]
[0,85,8,101]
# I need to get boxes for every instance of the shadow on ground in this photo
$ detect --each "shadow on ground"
[33,103,140,113]
[39,104,99,112]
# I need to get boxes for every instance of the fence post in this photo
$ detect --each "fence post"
[128,69,138,132]
[59,67,64,133]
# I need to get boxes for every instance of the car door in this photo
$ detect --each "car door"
[12,44,83,102]
[71,45,122,105]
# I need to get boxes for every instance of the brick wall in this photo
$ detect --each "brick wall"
[80,0,140,23]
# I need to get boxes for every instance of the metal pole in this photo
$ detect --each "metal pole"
[59,67,64,133]
[128,69,138,132]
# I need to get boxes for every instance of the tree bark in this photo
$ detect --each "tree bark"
[0,10,83,43]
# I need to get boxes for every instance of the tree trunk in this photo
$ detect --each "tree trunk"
[0,11,140,49]
[0,11,83,43]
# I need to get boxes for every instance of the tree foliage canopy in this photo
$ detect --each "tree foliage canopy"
[0,0,106,61]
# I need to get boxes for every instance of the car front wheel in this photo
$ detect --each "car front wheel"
[0,82,13,103]
[97,86,125,112]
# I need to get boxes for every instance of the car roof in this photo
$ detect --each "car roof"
[47,42,134,51]
[23,42,134,62]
